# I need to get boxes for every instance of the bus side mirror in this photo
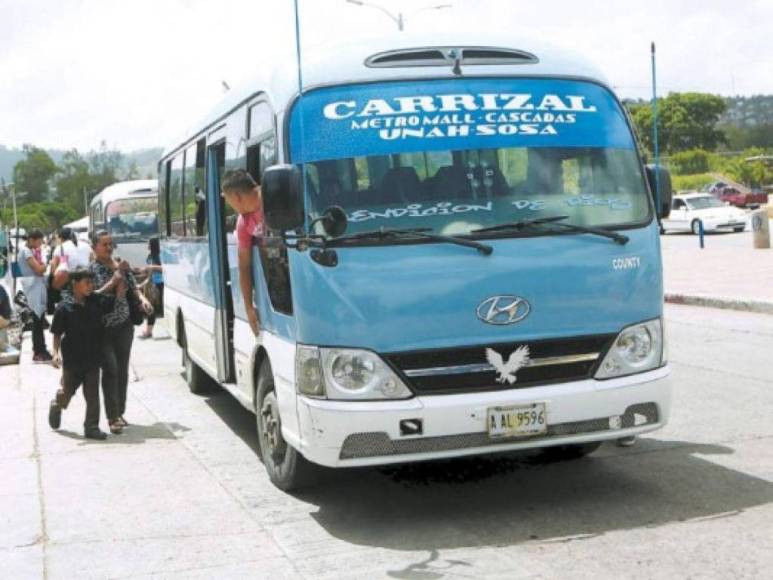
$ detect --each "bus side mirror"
[645,165,672,219]
[262,164,304,232]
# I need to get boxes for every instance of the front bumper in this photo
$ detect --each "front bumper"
[295,365,672,467]
[703,218,746,231]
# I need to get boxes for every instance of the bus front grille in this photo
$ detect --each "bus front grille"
[385,334,615,395]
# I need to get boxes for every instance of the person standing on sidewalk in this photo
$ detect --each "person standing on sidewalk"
[138,237,163,340]
[17,229,52,363]
[48,269,126,440]
[0,282,12,351]
[89,230,152,434]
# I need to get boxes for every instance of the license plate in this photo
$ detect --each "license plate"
[487,403,547,439]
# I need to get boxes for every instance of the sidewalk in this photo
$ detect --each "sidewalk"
[661,221,773,315]
[0,332,299,579]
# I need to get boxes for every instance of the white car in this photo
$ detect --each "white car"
[663,194,747,235]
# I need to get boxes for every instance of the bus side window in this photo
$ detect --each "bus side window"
[184,142,202,236]
[158,161,169,236]
[169,154,185,237]
[194,139,206,236]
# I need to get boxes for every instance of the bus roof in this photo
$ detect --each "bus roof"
[90,179,158,208]
[163,32,610,158]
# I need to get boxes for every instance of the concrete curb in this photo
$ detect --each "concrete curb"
[665,293,773,315]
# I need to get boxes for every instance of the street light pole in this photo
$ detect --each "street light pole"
[345,0,451,31]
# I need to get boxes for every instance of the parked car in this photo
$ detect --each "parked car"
[702,181,727,194]
[662,193,747,234]
[715,186,767,208]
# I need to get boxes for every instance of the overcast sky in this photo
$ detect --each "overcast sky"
[1,0,771,152]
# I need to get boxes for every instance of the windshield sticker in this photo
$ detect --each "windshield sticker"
[290,79,635,163]
[565,194,632,211]
[512,200,547,212]
[348,201,493,223]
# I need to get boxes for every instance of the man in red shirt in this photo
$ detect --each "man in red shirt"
[221,169,264,335]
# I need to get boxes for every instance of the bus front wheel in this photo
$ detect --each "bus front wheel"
[255,359,314,491]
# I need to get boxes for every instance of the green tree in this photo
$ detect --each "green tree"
[56,149,93,213]
[89,141,124,192]
[723,148,773,188]
[628,93,727,155]
[12,145,58,203]
[125,160,140,180]
[668,149,711,175]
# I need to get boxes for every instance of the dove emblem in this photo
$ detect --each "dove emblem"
[486,346,531,384]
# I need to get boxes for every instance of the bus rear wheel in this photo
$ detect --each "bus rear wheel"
[181,327,215,395]
[255,359,314,491]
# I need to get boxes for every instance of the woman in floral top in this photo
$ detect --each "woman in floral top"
[89,231,152,433]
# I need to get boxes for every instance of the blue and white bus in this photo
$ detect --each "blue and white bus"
[158,34,672,490]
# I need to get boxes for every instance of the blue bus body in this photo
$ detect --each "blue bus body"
[158,39,671,489]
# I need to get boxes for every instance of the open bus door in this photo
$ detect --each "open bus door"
[206,142,235,383]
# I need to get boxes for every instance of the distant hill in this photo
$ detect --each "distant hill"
[721,95,773,127]
[0,145,163,183]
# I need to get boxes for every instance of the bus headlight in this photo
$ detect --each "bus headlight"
[595,319,664,379]
[322,348,412,400]
[294,345,412,400]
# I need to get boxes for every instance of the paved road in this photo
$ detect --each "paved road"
[2,305,772,579]
[660,220,773,308]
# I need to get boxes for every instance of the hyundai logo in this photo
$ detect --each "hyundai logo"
[477,296,531,325]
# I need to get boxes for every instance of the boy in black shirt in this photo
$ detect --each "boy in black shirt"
[48,269,125,439]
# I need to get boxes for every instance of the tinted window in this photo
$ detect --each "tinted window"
[169,155,184,236]
[248,102,273,139]
[158,161,168,236]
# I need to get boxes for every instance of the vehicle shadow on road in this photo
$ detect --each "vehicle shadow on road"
[196,385,773,555]
[53,421,191,445]
[303,438,773,552]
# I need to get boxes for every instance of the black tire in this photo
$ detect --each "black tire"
[733,226,745,233]
[536,441,602,463]
[255,359,315,491]
[691,219,702,235]
[180,326,215,395]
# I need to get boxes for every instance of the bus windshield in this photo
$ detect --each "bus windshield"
[304,146,647,236]
[290,78,650,238]
[105,197,159,241]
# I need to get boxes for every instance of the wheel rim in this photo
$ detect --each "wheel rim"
[260,393,286,463]
[692,221,700,234]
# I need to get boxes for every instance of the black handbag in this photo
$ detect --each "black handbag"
[46,273,61,315]
[126,290,144,326]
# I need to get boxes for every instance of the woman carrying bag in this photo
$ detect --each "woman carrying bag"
[89,230,152,433]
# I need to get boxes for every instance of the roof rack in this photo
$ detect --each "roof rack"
[365,46,539,68]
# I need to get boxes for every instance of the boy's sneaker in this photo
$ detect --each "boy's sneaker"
[84,429,108,441]
[48,400,62,429]
[33,352,53,364]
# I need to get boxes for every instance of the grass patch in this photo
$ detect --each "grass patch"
[672,173,715,192]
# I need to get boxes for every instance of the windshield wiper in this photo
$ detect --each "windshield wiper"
[472,215,629,245]
[472,215,571,234]
[327,227,493,255]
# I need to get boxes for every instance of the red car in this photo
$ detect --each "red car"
[716,186,767,208]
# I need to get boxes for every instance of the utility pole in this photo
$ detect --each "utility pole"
[651,42,661,216]
[345,0,452,31]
